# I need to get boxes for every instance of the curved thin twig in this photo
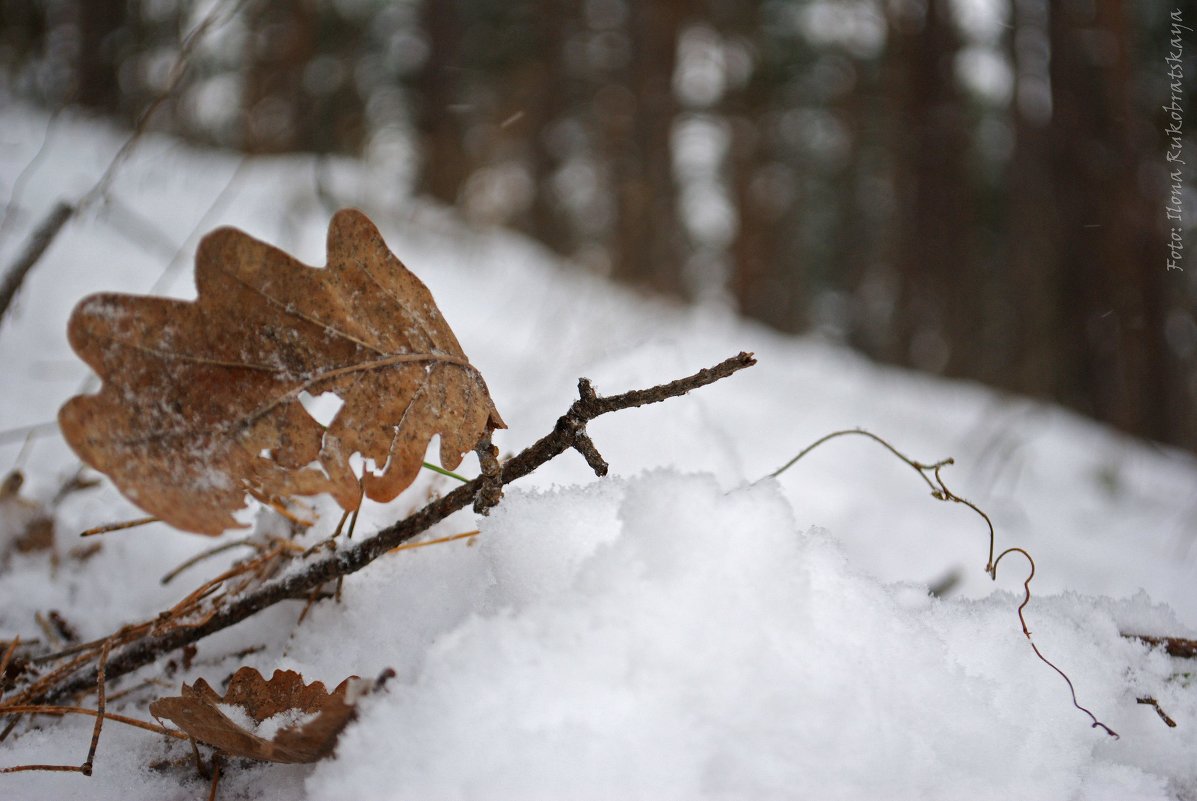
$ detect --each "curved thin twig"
[769,428,995,570]
[992,547,1118,738]
[769,427,1117,738]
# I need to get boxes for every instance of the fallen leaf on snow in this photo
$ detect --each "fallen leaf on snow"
[149,667,365,763]
[59,209,505,534]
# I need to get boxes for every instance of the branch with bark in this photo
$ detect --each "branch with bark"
[4,352,756,709]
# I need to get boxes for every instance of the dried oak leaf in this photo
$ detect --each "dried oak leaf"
[59,209,505,534]
[149,667,363,763]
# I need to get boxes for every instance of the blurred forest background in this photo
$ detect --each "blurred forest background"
[1,0,1195,451]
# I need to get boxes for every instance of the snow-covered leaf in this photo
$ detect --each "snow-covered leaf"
[58,210,505,534]
[149,667,363,763]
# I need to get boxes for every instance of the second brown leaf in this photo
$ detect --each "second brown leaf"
[149,667,364,763]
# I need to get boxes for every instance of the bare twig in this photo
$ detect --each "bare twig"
[146,155,251,296]
[0,763,88,774]
[0,637,19,699]
[0,638,114,775]
[80,639,111,775]
[160,537,259,585]
[105,677,172,704]
[472,431,503,514]
[990,547,1118,738]
[390,530,479,554]
[769,428,995,570]
[207,752,223,801]
[0,705,184,739]
[0,109,63,244]
[768,427,1117,738]
[1139,694,1177,727]
[80,516,160,538]
[8,353,756,708]
[1136,696,1178,728]
[1122,634,1197,659]
[0,202,73,324]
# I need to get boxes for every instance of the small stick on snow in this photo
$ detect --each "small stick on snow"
[16,353,756,707]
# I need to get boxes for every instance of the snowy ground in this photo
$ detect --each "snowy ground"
[1,107,1195,800]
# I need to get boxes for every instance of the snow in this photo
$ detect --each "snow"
[212,703,318,742]
[213,702,257,734]
[1,105,1195,800]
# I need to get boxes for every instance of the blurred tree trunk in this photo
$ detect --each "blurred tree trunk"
[242,0,316,153]
[1046,0,1170,441]
[727,110,790,330]
[76,0,127,112]
[883,0,975,374]
[604,0,690,297]
[1006,0,1061,395]
[523,0,573,254]
[723,8,794,331]
[415,0,470,204]
[829,84,867,297]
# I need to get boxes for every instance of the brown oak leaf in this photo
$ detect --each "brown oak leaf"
[149,667,364,763]
[59,209,505,534]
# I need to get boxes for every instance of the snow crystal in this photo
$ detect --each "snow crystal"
[212,702,319,741]
[77,295,130,322]
[214,701,256,733]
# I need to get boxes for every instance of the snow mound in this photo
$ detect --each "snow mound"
[304,472,1194,801]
